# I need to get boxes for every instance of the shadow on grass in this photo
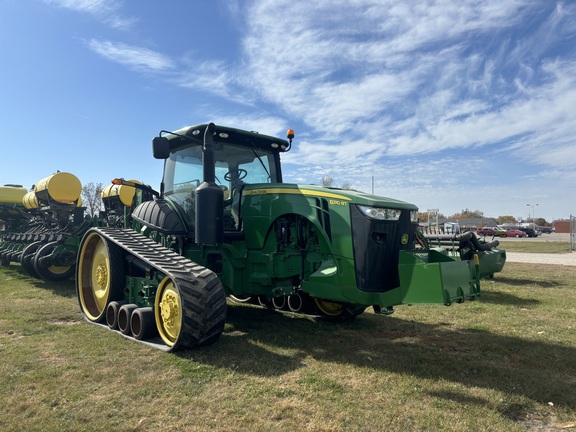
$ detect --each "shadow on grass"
[493,276,563,288]
[0,264,76,298]
[478,290,540,306]
[32,279,76,298]
[183,302,576,409]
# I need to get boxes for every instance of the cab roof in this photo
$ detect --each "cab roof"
[166,124,291,153]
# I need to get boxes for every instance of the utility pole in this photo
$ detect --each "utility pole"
[526,203,539,226]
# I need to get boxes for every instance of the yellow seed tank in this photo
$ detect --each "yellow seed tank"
[0,185,27,204]
[101,181,139,209]
[34,172,82,205]
[22,191,39,209]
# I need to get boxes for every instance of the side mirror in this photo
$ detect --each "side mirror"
[152,136,170,159]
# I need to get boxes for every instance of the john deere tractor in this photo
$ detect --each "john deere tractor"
[76,123,497,352]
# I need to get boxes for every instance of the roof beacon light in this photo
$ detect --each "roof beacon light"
[286,129,295,151]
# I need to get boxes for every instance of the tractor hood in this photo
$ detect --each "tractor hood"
[242,183,418,211]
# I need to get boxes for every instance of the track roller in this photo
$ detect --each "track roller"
[106,301,127,330]
[118,304,138,335]
[287,292,314,314]
[229,295,253,303]
[271,296,288,310]
[130,307,157,340]
[257,296,273,308]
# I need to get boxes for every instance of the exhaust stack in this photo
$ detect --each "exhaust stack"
[195,123,224,244]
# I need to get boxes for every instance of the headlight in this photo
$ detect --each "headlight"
[410,210,419,223]
[358,205,402,221]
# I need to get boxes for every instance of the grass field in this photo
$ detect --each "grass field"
[496,240,572,254]
[1,248,575,431]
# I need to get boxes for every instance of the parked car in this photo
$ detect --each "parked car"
[519,227,539,237]
[538,227,554,234]
[506,229,527,238]
[477,227,507,237]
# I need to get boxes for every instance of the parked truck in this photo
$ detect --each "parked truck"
[76,123,498,352]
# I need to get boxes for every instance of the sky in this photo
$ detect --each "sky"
[1,0,575,222]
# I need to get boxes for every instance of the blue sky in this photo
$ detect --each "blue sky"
[1,0,574,222]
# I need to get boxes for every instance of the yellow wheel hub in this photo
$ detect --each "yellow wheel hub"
[90,241,111,312]
[78,232,112,321]
[155,277,181,346]
[95,262,108,289]
[314,298,344,317]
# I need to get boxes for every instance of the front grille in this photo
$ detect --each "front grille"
[350,205,415,292]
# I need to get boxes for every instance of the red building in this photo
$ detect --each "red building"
[553,219,571,233]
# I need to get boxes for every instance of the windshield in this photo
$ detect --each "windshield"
[163,142,279,229]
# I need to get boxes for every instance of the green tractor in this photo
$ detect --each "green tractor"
[76,123,495,352]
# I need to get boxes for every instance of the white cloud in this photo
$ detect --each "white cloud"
[177,60,242,102]
[87,39,175,72]
[70,0,576,219]
[44,0,136,29]
[237,1,576,171]
[386,59,576,169]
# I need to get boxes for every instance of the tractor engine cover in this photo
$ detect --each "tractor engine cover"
[130,200,187,235]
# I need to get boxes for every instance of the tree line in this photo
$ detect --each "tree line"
[418,208,550,227]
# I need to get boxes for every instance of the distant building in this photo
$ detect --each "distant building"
[439,217,499,231]
[553,219,570,234]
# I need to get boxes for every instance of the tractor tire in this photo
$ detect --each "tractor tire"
[313,298,366,320]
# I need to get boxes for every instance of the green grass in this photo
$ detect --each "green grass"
[497,240,572,253]
[1,259,575,431]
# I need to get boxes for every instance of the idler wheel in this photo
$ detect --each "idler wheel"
[76,231,123,322]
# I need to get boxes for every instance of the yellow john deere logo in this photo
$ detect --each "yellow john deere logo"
[400,234,408,245]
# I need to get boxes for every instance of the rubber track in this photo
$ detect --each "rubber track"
[85,227,227,352]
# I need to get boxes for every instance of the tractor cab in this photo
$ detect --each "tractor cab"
[152,123,290,241]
